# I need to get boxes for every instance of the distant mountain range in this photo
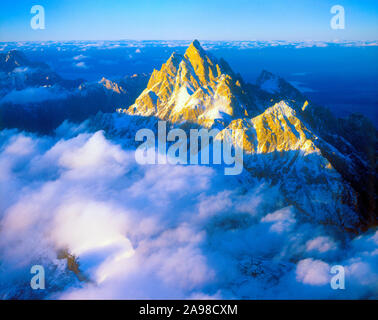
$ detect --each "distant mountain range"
[0,50,149,132]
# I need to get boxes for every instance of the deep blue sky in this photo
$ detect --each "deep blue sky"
[0,0,377,41]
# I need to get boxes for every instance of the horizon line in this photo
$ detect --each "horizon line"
[1,39,378,44]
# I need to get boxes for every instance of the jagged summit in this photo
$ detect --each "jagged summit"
[99,77,126,94]
[121,42,326,162]
[256,70,275,84]
[186,39,204,54]
[184,39,207,63]
[257,69,290,94]
[123,40,315,131]
[191,39,202,49]
[123,40,256,127]
[256,69,306,104]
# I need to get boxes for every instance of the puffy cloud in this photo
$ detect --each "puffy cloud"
[74,61,88,69]
[261,207,296,233]
[13,67,30,73]
[296,258,330,285]
[306,236,337,253]
[73,54,88,61]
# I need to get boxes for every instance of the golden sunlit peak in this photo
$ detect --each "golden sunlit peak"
[185,39,206,59]
[191,39,202,49]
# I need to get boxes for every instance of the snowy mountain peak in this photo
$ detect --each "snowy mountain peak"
[124,40,254,127]
[184,39,207,62]
[256,69,305,104]
[99,77,126,94]
[256,70,283,94]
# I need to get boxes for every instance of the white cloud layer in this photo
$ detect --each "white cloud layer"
[0,125,376,299]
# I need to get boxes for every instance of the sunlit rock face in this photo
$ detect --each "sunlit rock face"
[124,40,256,128]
